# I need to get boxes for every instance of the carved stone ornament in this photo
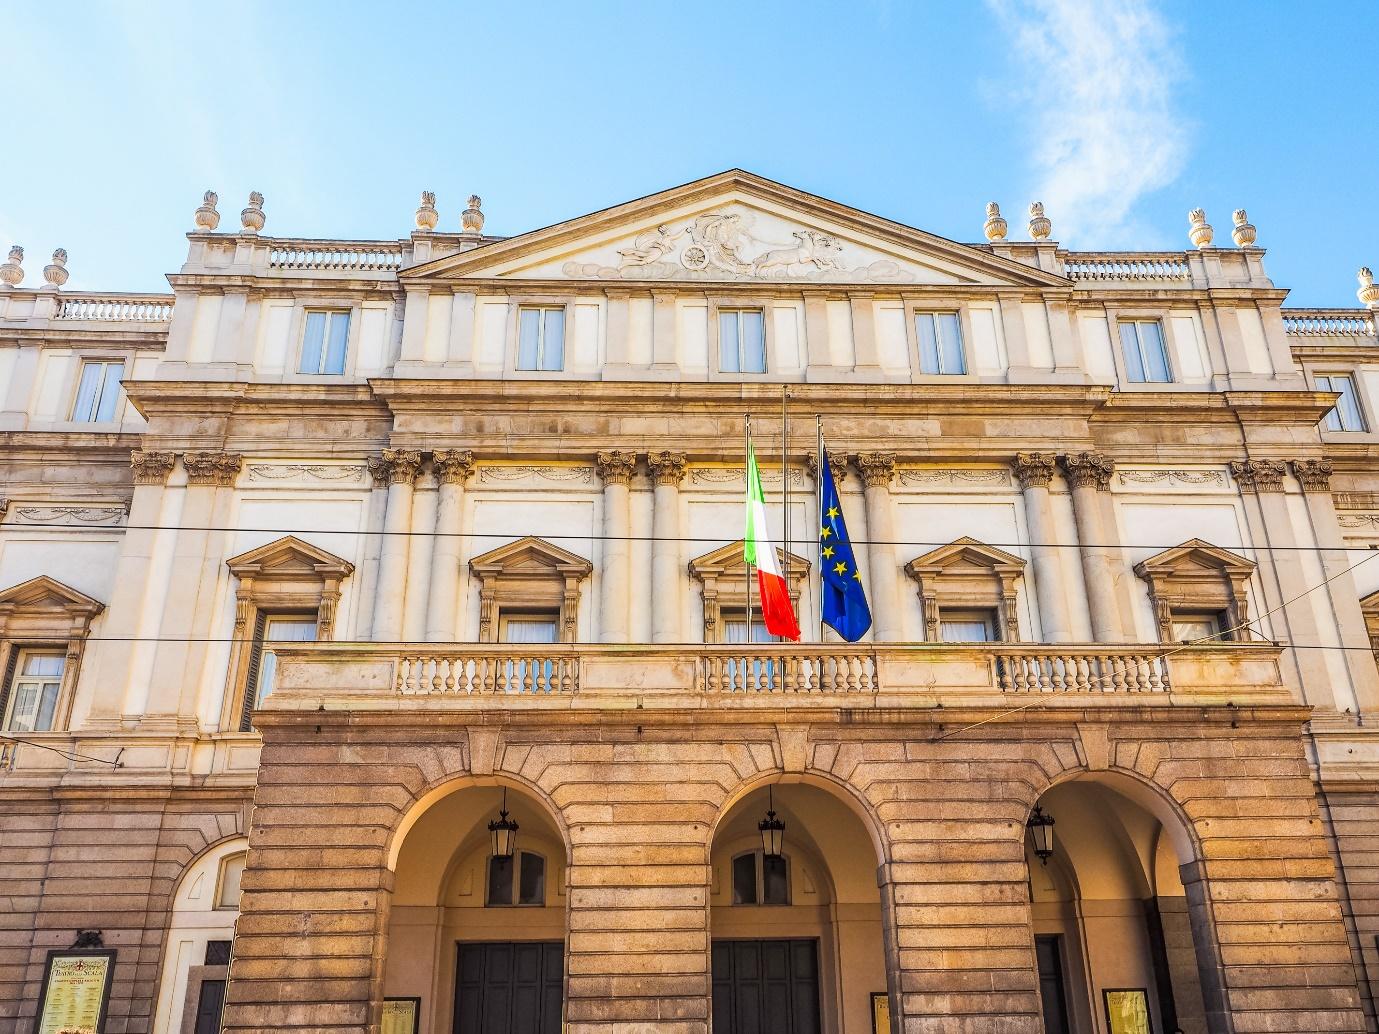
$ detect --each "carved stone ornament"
[898,469,1010,487]
[248,463,367,484]
[1359,267,1379,308]
[1028,202,1051,241]
[415,190,439,232]
[856,452,897,489]
[462,195,485,234]
[647,451,688,487]
[12,505,127,526]
[478,465,593,485]
[1117,469,1226,487]
[805,451,848,485]
[184,451,243,486]
[42,249,69,289]
[1231,209,1257,248]
[130,450,176,485]
[1012,452,1058,489]
[1290,459,1333,494]
[0,245,23,287]
[1229,459,1287,493]
[1188,208,1214,249]
[371,448,422,486]
[689,466,805,488]
[983,202,1007,242]
[194,190,220,232]
[596,450,637,486]
[433,449,476,484]
[240,191,266,235]
[1061,452,1114,491]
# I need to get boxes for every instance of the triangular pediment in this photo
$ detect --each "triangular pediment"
[689,540,810,580]
[0,575,104,616]
[907,536,1026,576]
[404,170,1068,288]
[1133,539,1254,579]
[470,536,592,578]
[226,535,354,579]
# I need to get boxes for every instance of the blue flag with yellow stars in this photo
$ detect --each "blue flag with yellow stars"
[818,445,872,641]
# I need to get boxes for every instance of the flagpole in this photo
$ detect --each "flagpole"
[816,414,825,644]
[781,384,789,641]
[745,412,753,641]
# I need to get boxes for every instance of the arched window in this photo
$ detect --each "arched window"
[486,849,547,907]
[731,850,789,906]
[216,852,247,911]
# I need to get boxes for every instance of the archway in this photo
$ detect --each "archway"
[386,782,569,1034]
[1026,776,1213,1034]
[710,781,887,1034]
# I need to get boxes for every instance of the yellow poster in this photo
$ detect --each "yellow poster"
[37,954,112,1034]
[382,997,419,1034]
[871,991,891,1034]
[1103,988,1151,1034]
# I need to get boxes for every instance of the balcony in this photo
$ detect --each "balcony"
[268,641,1289,713]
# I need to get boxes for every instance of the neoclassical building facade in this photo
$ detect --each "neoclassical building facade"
[1,171,1378,1034]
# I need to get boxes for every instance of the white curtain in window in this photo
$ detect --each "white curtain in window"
[72,361,124,422]
[300,311,327,374]
[939,620,993,643]
[258,617,318,703]
[503,617,559,644]
[323,312,350,374]
[540,309,565,371]
[916,313,965,374]
[1120,321,1171,383]
[5,652,65,732]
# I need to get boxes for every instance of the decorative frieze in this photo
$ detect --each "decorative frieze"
[184,452,243,486]
[369,449,423,487]
[477,465,594,485]
[1116,469,1226,487]
[1290,459,1333,494]
[247,463,368,484]
[1338,514,1379,529]
[1229,459,1287,494]
[433,450,477,485]
[647,451,688,487]
[1012,452,1057,490]
[899,468,1011,488]
[130,451,176,485]
[856,452,897,489]
[1061,452,1114,491]
[9,505,127,526]
[690,466,805,488]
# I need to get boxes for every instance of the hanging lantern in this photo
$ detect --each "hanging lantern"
[1026,805,1055,866]
[488,788,519,859]
[758,786,785,859]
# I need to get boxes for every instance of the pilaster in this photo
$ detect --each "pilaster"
[1014,452,1074,642]
[856,452,902,640]
[597,450,637,643]
[425,450,476,641]
[648,451,687,644]
[370,449,422,642]
[1061,452,1127,643]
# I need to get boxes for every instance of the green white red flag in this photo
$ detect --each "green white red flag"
[745,440,801,641]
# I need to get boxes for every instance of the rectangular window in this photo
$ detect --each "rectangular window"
[731,852,758,905]
[299,310,351,374]
[723,616,779,644]
[939,610,997,643]
[1171,611,1226,643]
[252,614,318,708]
[500,613,560,644]
[915,312,966,375]
[3,650,65,732]
[517,307,565,371]
[719,309,766,374]
[71,360,125,421]
[1118,320,1172,383]
[1316,373,1367,432]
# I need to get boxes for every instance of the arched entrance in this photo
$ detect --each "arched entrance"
[386,782,568,1034]
[710,781,887,1034]
[1026,776,1213,1034]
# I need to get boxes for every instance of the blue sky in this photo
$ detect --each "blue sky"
[2,1,1374,305]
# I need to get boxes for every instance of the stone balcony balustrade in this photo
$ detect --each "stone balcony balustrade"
[1282,307,1378,340]
[267,640,1289,712]
[0,289,173,326]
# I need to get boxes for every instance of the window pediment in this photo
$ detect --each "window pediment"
[905,537,1026,642]
[0,576,104,633]
[1133,539,1254,643]
[469,537,592,643]
[226,535,355,583]
[689,541,810,642]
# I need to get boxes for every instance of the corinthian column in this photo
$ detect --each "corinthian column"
[1061,452,1123,643]
[856,452,902,641]
[369,449,422,642]
[1014,452,1074,643]
[597,451,636,643]
[648,451,687,643]
[425,450,475,641]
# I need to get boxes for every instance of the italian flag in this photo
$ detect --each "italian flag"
[745,441,801,641]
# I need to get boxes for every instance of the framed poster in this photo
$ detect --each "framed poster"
[33,949,116,1034]
[870,991,891,1034]
[1103,988,1152,1034]
[382,996,420,1034]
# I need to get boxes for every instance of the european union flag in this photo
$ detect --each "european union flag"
[818,445,872,642]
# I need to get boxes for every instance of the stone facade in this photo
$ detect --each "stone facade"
[2,171,1378,1034]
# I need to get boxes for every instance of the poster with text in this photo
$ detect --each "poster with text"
[35,951,115,1034]
[1103,988,1152,1034]
[382,997,420,1034]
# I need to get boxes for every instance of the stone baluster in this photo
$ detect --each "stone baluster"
[1061,452,1125,643]
[856,452,903,641]
[425,450,476,642]
[597,451,637,642]
[1014,452,1074,643]
[369,449,422,642]
[648,451,687,643]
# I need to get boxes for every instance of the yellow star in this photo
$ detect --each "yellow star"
[826,506,840,520]
[853,570,862,580]
[833,561,848,575]
[820,526,833,539]
[822,546,835,558]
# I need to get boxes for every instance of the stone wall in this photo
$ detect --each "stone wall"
[1320,782,1379,1029]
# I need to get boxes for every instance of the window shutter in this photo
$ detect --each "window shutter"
[239,612,268,732]
[0,647,19,729]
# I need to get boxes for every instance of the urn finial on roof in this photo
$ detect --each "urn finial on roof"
[194,191,221,232]
[1028,201,1051,240]
[1359,267,1379,308]
[462,195,484,234]
[1188,208,1213,248]
[1231,209,1256,248]
[415,190,439,231]
[983,202,1007,242]
[240,191,266,235]
[0,246,23,288]
[42,249,68,289]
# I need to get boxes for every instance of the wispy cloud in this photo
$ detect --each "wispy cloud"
[990,0,1189,246]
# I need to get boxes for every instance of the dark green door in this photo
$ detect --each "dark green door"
[712,939,821,1034]
[453,941,563,1034]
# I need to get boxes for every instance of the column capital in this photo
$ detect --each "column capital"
[184,451,243,486]
[596,450,637,486]
[806,451,848,485]
[1061,451,1114,491]
[369,448,423,487]
[647,450,687,487]
[1229,458,1287,494]
[130,450,176,485]
[1013,451,1057,489]
[433,449,477,485]
[855,452,896,488]
[1290,458,1333,494]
